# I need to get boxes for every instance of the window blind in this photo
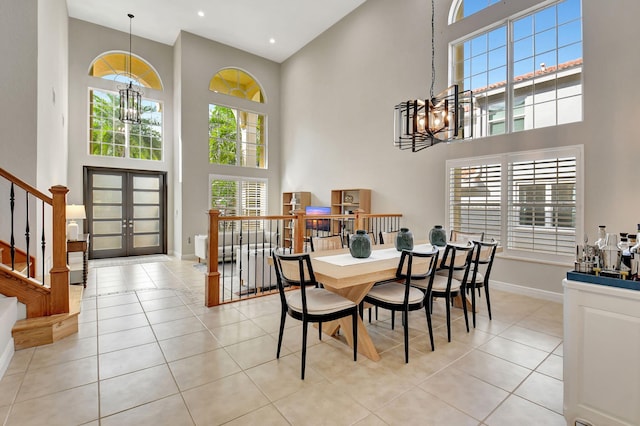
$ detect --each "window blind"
[507,157,576,256]
[447,146,581,261]
[448,163,502,242]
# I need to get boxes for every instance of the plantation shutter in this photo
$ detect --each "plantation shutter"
[507,156,577,256]
[448,163,502,242]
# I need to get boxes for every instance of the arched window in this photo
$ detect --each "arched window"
[449,0,582,138]
[87,52,164,161]
[89,51,163,90]
[209,68,266,169]
[209,68,264,103]
[450,0,501,23]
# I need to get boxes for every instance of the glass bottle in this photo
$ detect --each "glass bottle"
[595,225,607,249]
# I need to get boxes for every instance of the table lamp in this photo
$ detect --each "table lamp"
[66,204,86,241]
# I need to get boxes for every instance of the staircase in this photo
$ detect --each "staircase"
[0,168,78,350]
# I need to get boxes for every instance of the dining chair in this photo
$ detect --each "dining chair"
[309,235,343,252]
[272,251,358,379]
[363,247,439,362]
[449,229,484,244]
[465,239,498,327]
[426,242,475,342]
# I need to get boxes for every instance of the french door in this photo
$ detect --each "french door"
[84,167,167,259]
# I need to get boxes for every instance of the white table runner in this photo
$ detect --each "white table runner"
[315,244,435,266]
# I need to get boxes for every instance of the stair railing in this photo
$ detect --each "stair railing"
[0,168,70,315]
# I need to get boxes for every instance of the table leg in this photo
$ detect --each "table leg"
[82,248,87,288]
[319,281,380,361]
[453,293,478,312]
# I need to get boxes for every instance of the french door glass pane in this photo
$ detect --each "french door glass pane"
[93,205,122,219]
[93,174,121,188]
[93,189,122,203]
[134,235,159,248]
[93,221,122,234]
[93,236,122,250]
[133,220,160,233]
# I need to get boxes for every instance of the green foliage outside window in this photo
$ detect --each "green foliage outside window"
[89,89,163,160]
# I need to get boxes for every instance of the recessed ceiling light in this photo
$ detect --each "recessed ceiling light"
[197,11,205,17]
[269,38,276,44]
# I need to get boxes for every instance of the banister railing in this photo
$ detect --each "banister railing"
[0,168,69,316]
[205,209,402,307]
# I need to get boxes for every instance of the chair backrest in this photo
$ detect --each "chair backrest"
[310,235,343,252]
[470,239,498,283]
[438,242,475,289]
[380,231,398,245]
[272,251,318,314]
[390,248,438,304]
[450,229,484,244]
[397,246,439,281]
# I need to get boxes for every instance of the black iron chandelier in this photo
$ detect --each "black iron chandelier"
[118,13,142,124]
[393,0,473,152]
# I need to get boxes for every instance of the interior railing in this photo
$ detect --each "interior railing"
[204,209,402,306]
[0,168,70,316]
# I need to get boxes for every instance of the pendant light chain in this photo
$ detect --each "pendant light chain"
[430,0,435,102]
[128,13,134,78]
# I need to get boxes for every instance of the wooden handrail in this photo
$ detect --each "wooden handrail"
[0,168,53,205]
[0,169,69,317]
[205,209,404,307]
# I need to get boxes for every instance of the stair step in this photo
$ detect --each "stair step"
[11,286,82,350]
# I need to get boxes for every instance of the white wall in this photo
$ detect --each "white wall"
[280,0,640,294]
[67,18,174,252]
[0,0,38,181]
[176,31,281,258]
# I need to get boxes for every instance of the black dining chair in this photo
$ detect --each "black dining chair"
[362,247,439,362]
[272,250,358,379]
[426,242,475,342]
[465,239,498,327]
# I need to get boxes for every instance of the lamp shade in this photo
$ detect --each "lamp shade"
[66,204,87,220]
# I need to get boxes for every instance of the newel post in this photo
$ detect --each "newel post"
[293,209,306,253]
[205,209,220,307]
[354,209,365,232]
[49,185,69,314]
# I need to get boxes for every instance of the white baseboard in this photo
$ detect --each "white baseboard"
[0,337,14,379]
[490,280,563,304]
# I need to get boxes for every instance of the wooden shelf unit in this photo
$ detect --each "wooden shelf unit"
[282,191,311,248]
[330,189,371,234]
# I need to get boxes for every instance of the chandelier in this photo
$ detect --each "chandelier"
[118,13,142,124]
[393,0,473,152]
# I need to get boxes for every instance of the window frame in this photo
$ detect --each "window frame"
[449,0,583,139]
[87,87,164,161]
[446,145,583,264]
[208,103,267,169]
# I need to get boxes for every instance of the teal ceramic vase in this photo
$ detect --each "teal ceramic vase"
[395,228,414,251]
[350,230,372,258]
[429,225,447,247]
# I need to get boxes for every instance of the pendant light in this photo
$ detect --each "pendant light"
[119,13,142,124]
[393,0,473,152]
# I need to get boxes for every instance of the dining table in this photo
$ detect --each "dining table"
[305,242,439,361]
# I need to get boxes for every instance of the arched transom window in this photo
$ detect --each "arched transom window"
[89,51,163,90]
[451,0,501,22]
[209,68,264,103]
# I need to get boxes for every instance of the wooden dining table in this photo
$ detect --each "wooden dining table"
[305,243,438,361]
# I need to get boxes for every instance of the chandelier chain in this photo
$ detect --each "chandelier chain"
[430,0,435,101]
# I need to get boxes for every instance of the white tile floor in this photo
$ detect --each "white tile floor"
[0,256,565,425]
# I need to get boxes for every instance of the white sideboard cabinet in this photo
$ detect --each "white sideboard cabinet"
[563,277,640,426]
